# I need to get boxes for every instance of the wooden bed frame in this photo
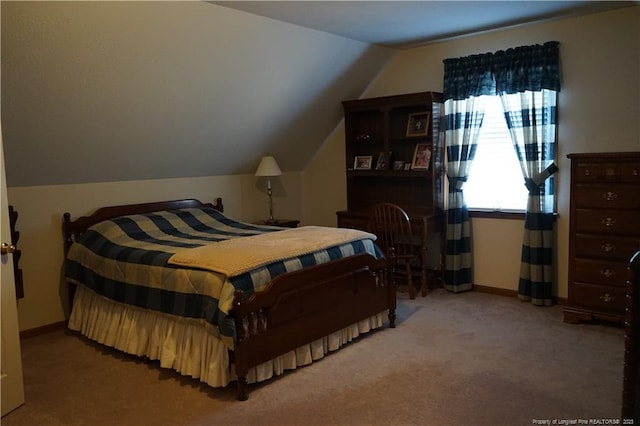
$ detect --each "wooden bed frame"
[63,198,396,401]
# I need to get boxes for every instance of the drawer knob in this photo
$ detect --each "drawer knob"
[602,217,616,227]
[603,191,618,201]
[601,243,616,253]
[600,293,614,303]
[583,169,591,176]
[633,169,638,176]
[600,269,615,278]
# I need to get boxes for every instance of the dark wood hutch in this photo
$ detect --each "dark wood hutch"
[336,91,445,285]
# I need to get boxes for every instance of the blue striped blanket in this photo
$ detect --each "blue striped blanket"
[64,207,382,344]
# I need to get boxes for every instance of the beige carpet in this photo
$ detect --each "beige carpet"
[2,289,624,426]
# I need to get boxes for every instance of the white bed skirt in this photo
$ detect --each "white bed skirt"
[68,285,383,388]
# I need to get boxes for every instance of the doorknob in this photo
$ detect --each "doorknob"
[1,242,16,255]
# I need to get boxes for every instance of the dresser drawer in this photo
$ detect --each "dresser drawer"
[573,183,640,209]
[570,282,626,313]
[573,258,629,287]
[574,234,640,260]
[575,209,640,235]
[575,161,640,182]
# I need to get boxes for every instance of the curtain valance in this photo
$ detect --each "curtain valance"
[443,53,495,101]
[443,41,560,101]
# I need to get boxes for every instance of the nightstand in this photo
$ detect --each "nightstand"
[255,219,300,228]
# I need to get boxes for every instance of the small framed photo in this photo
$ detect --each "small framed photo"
[404,163,411,171]
[375,151,391,170]
[406,111,430,137]
[411,143,432,170]
[353,155,373,170]
[393,160,404,171]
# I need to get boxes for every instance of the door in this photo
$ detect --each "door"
[1,125,25,416]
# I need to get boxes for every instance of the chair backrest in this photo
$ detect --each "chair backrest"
[369,203,414,258]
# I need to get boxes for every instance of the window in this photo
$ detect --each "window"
[463,95,528,211]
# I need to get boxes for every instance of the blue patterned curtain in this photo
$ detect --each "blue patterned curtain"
[442,54,494,292]
[443,41,560,296]
[495,42,560,305]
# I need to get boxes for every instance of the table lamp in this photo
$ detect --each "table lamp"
[255,155,282,223]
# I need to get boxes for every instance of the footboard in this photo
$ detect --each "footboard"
[232,253,394,401]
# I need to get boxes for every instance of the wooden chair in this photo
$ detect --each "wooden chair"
[623,250,639,423]
[369,203,425,299]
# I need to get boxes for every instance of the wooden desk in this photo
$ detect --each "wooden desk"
[336,210,445,293]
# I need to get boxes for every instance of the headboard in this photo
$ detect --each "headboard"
[622,250,640,422]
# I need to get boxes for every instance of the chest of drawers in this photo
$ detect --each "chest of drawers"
[564,152,640,324]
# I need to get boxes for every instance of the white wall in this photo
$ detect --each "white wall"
[304,6,640,297]
[8,173,302,331]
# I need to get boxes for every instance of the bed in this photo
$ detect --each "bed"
[63,198,395,400]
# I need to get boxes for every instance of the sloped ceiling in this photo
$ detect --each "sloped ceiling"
[214,1,633,48]
[1,1,395,187]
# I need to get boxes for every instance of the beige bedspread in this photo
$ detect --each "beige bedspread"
[168,226,376,277]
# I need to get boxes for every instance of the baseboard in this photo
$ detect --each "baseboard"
[473,284,518,298]
[555,296,568,306]
[473,284,567,305]
[20,321,67,340]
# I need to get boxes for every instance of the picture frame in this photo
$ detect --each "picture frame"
[375,151,391,170]
[393,160,404,171]
[406,111,431,137]
[411,143,432,170]
[353,155,373,170]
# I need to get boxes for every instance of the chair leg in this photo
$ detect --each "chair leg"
[421,264,428,297]
[406,262,416,299]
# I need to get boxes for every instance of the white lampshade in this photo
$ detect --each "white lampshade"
[255,155,282,177]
